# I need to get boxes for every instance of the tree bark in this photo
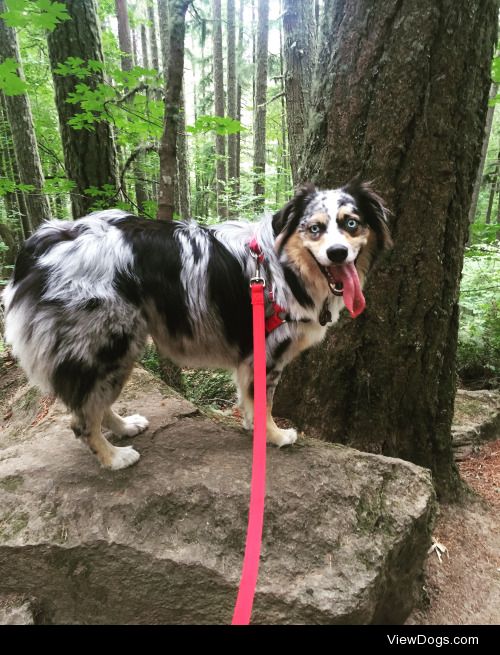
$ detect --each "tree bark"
[47,0,118,219]
[227,0,237,193]
[253,0,269,210]
[157,0,190,221]
[115,0,133,72]
[0,1,50,232]
[282,0,316,186]
[274,0,497,499]
[212,0,227,218]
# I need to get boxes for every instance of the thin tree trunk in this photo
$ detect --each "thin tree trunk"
[279,1,289,201]
[148,1,160,72]
[115,0,134,71]
[212,0,227,218]
[253,0,269,210]
[47,0,118,219]
[235,0,243,194]
[115,0,148,214]
[176,86,191,218]
[282,0,315,185]
[468,81,497,226]
[485,150,499,224]
[274,0,497,500]
[0,1,50,232]
[141,23,150,68]
[157,0,190,221]
[0,94,24,235]
[227,0,237,210]
[157,0,168,69]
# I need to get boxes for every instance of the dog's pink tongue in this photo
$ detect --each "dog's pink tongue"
[329,263,365,318]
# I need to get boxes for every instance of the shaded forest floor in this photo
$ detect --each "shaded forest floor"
[407,432,500,624]
[1,351,499,625]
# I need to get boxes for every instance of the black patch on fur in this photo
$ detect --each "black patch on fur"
[272,338,291,362]
[207,234,253,358]
[53,359,98,410]
[113,216,193,338]
[342,179,392,251]
[9,223,93,310]
[272,183,317,251]
[97,332,130,364]
[283,265,314,309]
[189,235,202,263]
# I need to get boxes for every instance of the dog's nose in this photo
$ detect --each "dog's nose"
[326,246,348,263]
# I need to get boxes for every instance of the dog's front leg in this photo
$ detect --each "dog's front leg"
[265,367,298,447]
[235,363,297,447]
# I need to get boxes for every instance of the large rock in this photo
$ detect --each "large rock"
[0,368,434,624]
[452,389,500,460]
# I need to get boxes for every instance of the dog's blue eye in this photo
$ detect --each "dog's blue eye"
[309,224,321,234]
[346,219,359,230]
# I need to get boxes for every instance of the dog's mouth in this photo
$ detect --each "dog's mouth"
[321,263,366,319]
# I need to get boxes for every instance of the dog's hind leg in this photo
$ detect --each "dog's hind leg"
[71,408,140,470]
[103,409,149,438]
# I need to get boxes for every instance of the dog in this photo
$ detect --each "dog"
[2,180,391,470]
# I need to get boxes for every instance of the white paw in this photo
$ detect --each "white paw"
[119,414,149,437]
[242,415,253,431]
[107,445,141,470]
[268,427,298,448]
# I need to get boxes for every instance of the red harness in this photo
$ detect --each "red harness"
[248,237,287,334]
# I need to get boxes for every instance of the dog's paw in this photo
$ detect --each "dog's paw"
[106,445,141,470]
[267,427,298,448]
[242,415,253,431]
[119,414,150,437]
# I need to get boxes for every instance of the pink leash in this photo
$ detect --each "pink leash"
[231,275,267,625]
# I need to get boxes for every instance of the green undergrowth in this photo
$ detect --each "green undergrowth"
[140,344,236,410]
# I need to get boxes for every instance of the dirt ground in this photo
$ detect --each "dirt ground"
[1,353,499,625]
[407,440,500,625]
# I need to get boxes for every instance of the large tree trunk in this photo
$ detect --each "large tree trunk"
[157,0,190,221]
[212,0,227,219]
[227,0,237,202]
[282,0,315,186]
[0,2,50,232]
[253,0,269,210]
[47,0,118,219]
[274,0,497,499]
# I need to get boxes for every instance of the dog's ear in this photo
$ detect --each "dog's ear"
[272,183,317,249]
[343,178,393,251]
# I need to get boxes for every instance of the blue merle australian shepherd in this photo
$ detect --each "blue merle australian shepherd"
[3,181,391,470]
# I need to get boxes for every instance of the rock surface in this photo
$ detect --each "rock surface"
[0,368,435,624]
[452,389,500,460]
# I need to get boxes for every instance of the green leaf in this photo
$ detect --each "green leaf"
[186,115,244,136]
[0,58,27,95]
[1,0,69,30]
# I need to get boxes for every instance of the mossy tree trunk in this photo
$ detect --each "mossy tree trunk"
[274,0,497,500]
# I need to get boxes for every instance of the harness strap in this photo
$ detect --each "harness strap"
[232,278,267,625]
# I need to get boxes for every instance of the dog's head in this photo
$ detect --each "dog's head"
[272,180,392,317]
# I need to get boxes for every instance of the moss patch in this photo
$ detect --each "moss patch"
[0,475,23,492]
